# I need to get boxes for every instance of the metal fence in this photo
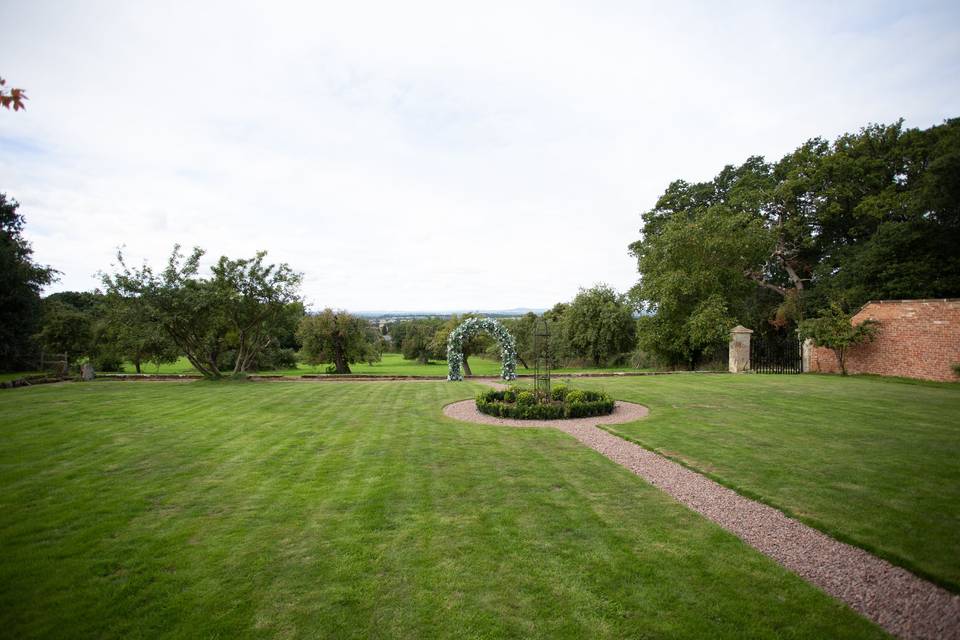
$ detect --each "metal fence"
[750,336,802,374]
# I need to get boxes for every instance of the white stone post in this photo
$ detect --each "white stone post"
[729,326,753,373]
[801,338,814,373]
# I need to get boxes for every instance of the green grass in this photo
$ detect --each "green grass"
[572,373,960,592]
[0,371,44,382]
[0,380,884,639]
[120,352,644,377]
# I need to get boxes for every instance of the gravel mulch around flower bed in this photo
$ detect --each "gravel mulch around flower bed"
[444,397,960,640]
[442,399,649,428]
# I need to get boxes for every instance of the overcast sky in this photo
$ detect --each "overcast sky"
[1,1,958,312]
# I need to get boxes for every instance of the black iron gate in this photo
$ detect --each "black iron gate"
[750,335,802,374]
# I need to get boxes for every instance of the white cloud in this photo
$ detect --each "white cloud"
[1,0,958,310]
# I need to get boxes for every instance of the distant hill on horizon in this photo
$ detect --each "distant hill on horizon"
[351,308,547,319]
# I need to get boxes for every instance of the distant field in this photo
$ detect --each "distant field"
[120,353,646,377]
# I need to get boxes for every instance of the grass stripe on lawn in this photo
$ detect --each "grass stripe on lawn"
[0,380,886,638]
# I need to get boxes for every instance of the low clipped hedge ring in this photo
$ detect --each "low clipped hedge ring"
[475,386,615,420]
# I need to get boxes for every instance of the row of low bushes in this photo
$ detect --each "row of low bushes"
[476,384,615,420]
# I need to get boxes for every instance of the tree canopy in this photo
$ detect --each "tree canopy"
[397,318,443,364]
[630,118,960,364]
[563,285,637,367]
[296,309,381,374]
[0,194,57,370]
[102,246,302,378]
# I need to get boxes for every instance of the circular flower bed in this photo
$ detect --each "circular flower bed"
[475,384,615,420]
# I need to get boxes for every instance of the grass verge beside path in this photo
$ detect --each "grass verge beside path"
[0,380,884,639]
[575,373,960,592]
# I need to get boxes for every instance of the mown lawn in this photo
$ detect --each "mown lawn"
[578,374,960,592]
[118,352,645,377]
[0,380,883,639]
[0,371,43,382]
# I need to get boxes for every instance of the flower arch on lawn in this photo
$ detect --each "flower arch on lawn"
[447,317,518,381]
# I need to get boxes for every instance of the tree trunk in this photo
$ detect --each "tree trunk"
[462,355,473,377]
[205,354,222,379]
[333,345,351,374]
[134,359,142,374]
[183,351,220,379]
[838,348,847,376]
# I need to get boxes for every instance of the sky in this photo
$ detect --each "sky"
[1,1,958,312]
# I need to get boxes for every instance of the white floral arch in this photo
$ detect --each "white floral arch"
[447,317,517,381]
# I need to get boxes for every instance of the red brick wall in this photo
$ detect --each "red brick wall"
[807,299,960,382]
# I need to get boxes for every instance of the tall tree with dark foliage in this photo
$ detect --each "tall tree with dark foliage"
[0,194,57,370]
[631,118,960,365]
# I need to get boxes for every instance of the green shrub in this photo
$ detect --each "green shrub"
[953,363,960,378]
[516,391,536,407]
[92,353,123,372]
[266,347,298,370]
[551,384,569,401]
[629,347,661,369]
[475,387,614,420]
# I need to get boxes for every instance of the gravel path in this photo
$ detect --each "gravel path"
[444,397,960,640]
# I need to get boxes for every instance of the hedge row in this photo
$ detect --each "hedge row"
[475,387,614,420]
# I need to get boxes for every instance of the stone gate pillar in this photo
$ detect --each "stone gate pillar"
[729,326,753,373]
[801,338,814,373]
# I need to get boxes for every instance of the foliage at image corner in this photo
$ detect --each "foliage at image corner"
[0,193,58,371]
[475,386,614,420]
[446,317,517,381]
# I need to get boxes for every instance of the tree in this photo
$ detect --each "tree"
[35,300,93,364]
[500,312,537,369]
[209,253,303,374]
[798,303,878,375]
[430,314,492,376]
[296,309,380,374]
[39,291,123,370]
[563,285,636,367]
[807,119,960,307]
[101,293,179,373]
[238,301,305,372]
[629,173,770,366]
[0,194,57,370]
[102,246,302,379]
[630,118,960,364]
[0,77,27,111]
[398,319,442,364]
